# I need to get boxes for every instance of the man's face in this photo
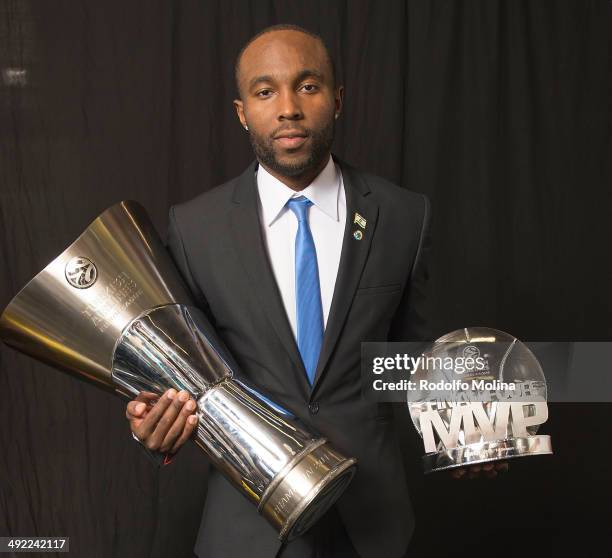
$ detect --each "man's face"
[234,31,343,178]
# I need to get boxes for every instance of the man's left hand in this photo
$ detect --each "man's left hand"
[449,461,509,479]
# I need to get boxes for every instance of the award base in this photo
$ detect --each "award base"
[423,435,553,474]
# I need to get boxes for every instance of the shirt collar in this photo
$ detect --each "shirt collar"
[257,155,340,227]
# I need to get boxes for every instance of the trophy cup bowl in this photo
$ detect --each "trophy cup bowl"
[0,201,357,541]
[407,327,553,473]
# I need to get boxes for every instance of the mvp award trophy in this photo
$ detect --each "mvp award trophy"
[0,201,357,542]
[408,327,553,473]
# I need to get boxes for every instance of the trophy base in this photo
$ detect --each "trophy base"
[258,439,358,542]
[423,435,552,474]
[193,380,358,542]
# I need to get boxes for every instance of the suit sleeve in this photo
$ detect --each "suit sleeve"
[388,194,433,342]
[167,205,216,326]
[131,431,175,468]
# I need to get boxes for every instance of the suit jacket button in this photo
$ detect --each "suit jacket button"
[308,402,319,415]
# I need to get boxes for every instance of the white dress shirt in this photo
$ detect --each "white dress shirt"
[256,155,346,338]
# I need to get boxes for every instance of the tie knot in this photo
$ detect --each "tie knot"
[287,196,313,222]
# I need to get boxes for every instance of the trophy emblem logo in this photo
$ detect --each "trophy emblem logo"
[65,256,98,289]
[462,344,480,359]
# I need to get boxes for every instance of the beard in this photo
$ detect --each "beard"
[248,117,335,178]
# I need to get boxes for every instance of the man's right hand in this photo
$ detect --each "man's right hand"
[126,389,199,455]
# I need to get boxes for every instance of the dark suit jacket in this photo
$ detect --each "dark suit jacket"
[167,155,431,558]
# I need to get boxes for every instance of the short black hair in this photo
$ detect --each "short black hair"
[234,23,336,96]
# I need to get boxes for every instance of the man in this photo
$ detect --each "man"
[125,24,505,558]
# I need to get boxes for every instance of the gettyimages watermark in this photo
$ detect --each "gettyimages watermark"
[371,348,517,392]
[362,335,612,403]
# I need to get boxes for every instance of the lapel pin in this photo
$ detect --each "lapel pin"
[354,213,367,229]
[353,230,363,241]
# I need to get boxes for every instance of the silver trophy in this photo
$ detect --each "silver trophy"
[0,201,357,541]
[408,327,553,473]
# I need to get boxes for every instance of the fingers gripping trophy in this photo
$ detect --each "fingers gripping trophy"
[0,201,357,542]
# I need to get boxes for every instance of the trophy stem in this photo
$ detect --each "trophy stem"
[112,304,357,541]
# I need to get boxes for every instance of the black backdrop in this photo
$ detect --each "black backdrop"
[1,1,611,557]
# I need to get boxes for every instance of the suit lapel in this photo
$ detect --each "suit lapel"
[311,158,379,393]
[228,162,311,396]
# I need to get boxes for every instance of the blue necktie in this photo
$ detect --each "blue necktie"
[287,196,324,386]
